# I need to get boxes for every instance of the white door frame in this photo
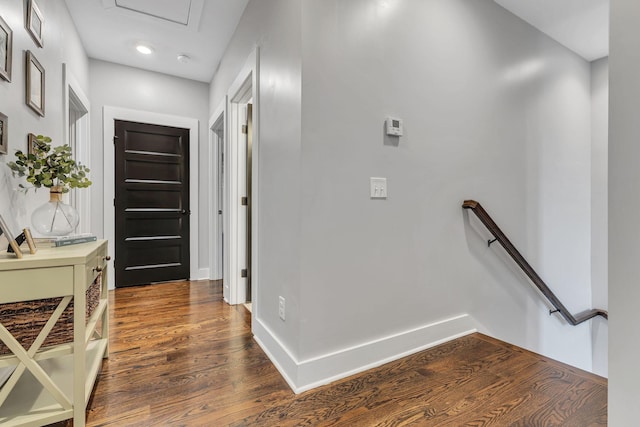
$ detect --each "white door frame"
[208,99,226,283]
[225,49,259,306]
[62,64,91,234]
[102,106,200,290]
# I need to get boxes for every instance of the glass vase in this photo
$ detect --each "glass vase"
[31,186,79,236]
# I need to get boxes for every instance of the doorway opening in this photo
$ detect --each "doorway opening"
[102,107,200,290]
[210,111,225,289]
[229,85,252,304]
[63,65,90,234]
[225,49,258,309]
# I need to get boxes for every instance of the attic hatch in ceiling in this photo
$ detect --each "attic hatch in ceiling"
[101,0,204,30]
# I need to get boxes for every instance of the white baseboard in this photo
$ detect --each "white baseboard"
[253,321,300,392]
[253,314,478,394]
[197,268,210,280]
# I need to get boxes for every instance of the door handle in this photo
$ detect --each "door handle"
[181,209,191,215]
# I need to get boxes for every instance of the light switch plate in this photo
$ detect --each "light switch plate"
[370,177,387,199]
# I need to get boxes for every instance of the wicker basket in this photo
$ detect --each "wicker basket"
[0,274,102,355]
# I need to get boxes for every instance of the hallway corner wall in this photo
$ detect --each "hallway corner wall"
[297,0,594,373]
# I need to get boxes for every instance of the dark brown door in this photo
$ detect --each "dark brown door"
[114,120,190,288]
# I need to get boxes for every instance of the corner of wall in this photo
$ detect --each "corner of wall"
[254,313,479,393]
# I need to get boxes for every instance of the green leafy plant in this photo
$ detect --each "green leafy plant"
[7,135,91,192]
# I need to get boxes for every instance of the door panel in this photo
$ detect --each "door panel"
[126,217,182,237]
[115,120,190,287]
[125,160,182,182]
[125,186,183,208]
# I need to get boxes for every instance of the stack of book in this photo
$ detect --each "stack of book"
[34,233,97,248]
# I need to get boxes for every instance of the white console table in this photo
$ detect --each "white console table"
[0,240,109,426]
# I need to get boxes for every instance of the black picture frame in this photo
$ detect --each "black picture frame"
[0,214,22,258]
[26,0,44,48]
[0,15,12,82]
[26,51,45,117]
[28,133,36,154]
[0,112,7,155]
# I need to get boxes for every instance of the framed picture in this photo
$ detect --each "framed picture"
[0,214,22,258]
[0,15,12,82]
[0,112,7,155]
[26,51,45,117]
[23,228,37,254]
[28,133,36,154]
[26,0,44,48]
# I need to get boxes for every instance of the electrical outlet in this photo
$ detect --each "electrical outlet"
[279,296,286,321]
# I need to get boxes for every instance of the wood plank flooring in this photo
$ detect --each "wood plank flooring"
[58,280,606,426]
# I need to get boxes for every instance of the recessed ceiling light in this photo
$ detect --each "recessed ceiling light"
[136,44,154,55]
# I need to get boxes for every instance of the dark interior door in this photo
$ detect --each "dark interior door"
[114,120,190,288]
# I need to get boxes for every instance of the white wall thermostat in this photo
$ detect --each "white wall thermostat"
[386,117,403,136]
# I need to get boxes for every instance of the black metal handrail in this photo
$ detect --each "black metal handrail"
[463,200,608,325]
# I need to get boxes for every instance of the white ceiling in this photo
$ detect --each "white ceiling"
[495,0,609,61]
[63,0,249,82]
[63,0,609,84]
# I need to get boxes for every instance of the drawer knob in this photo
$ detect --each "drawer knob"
[104,255,112,261]
[94,266,103,273]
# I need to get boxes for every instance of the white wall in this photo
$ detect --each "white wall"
[88,59,210,276]
[299,0,593,366]
[590,57,608,378]
[211,0,600,391]
[0,0,88,234]
[609,0,640,423]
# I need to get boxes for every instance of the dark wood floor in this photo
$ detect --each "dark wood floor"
[63,280,606,426]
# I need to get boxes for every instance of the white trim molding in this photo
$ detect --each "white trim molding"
[208,99,227,283]
[198,268,210,280]
[254,314,479,393]
[102,106,200,290]
[62,64,91,235]
[225,48,259,306]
